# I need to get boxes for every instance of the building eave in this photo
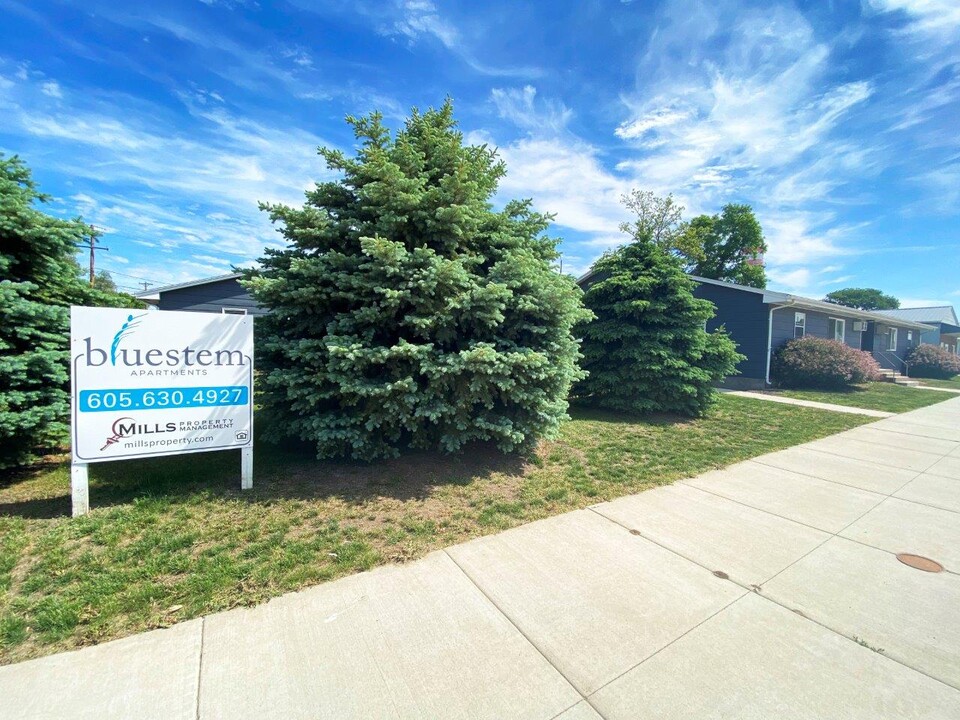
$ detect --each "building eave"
[134,272,242,299]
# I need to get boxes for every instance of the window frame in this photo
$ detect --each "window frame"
[887,327,898,351]
[828,317,846,344]
[794,312,806,339]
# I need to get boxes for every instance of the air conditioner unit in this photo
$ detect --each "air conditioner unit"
[852,321,868,332]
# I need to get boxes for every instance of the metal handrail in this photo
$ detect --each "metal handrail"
[876,349,907,375]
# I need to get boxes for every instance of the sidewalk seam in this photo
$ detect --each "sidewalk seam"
[194,617,205,720]
[587,479,960,693]
[442,549,610,720]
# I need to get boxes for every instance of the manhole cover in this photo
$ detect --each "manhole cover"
[896,553,943,573]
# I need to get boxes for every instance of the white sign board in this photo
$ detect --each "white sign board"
[69,307,254,514]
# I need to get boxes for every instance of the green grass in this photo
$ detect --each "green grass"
[0,394,870,665]
[915,377,960,391]
[773,382,953,413]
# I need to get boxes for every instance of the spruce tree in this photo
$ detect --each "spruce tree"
[244,101,591,460]
[575,239,743,416]
[0,154,141,468]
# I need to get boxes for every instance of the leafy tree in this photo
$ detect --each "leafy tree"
[824,287,899,311]
[0,154,140,468]
[243,101,592,460]
[92,270,118,293]
[687,204,767,288]
[67,256,123,294]
[575,238,744,417]
[619,189,703,262]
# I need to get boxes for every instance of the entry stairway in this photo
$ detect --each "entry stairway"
[877,368,921,387]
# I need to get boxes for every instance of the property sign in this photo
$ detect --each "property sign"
[70,307,254,464]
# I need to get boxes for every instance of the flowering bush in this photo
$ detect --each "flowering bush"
[772,336,883,389]
[907,344,960,379]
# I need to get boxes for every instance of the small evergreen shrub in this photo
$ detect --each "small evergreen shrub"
[907,344,960,379]
[772,337,882,389]
[575,240,744,417]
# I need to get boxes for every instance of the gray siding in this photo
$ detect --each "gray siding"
[772,308,866,353]
[158,278,267,316]
[870,321,920,370]
[693,282,768,381]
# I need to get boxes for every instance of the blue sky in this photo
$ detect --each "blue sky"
[1,0,958,305]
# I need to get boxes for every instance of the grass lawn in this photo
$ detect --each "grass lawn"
[915,377,960,391]
[0,394,870,665]
[773,382,953,413]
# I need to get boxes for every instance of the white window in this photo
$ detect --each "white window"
[222,307,248,315]
[887,327,898,351]
[794,312,806,339]
[907,331,913,344]
[828,317,845,343]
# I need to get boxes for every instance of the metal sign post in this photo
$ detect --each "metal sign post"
[69,307,255,516]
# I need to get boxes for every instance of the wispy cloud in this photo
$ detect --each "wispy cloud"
[0,67,332,285]
[379,0,541,78]
[490,86,572,135]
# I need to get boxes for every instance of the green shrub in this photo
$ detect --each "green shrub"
[772,336,882,389]
[574,239,744,416]
[907,343,960,379]
[243,101,592,460]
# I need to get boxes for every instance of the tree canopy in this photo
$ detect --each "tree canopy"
[824,287,900,311]
[244,101,592,460]
[686,204,767,288]
[0,154,140,468]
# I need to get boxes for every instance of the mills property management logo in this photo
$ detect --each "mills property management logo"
[82,313,248,377]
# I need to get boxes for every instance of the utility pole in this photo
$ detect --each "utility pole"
[140,281,151,291]
[76,227,109,285]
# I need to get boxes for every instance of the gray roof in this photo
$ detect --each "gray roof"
[875,306,959,326]
[135,272,242,301]
[576,270,931,330]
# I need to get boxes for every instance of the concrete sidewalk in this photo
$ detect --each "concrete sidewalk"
[721,389,895,417]
[3,398,960,719]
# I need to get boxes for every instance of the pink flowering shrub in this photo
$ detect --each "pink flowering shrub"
[772,336,883,389]
[907,344,960,379]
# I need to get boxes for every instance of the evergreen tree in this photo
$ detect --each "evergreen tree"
[0,154,140,468]
[244,101,592,460]
[576,239,743,416]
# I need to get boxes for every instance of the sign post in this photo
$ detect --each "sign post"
[69,307,254,516]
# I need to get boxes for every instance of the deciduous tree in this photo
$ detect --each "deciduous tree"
[687,204,767,288]
[824,287,899,311]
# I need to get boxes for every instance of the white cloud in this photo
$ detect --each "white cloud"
[767,267,812,293]
[490,86,572,135]
[863,0,960,34]
[1,71,336,285]
[481,133,632,239]
[40,81,62,98]
[615,106,693,140]
[379,0,540,78]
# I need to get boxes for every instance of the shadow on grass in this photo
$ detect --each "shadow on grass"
[0,438,530,521]
[568,402,706,427]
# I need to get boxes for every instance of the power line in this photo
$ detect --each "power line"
[98,268,163,285]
